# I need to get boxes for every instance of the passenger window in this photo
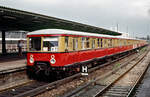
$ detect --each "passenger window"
[112,39,114,47]
[124,40,126,46]
[73,38,75,50]
[107,39,111,47]
[118,39,120,46]
[92,38,95,48]
[116,39,118,47]
[120,40,123,46]
[104,39,107,48]
[73,38,78,51]
[82,37,86,50]
[115,39,117,47]
[110,39,112,47]
[101,39,103,48]
[86,37,90,49]
[65,37,69,51]
[97,38,100,48]
[75,38,78,50]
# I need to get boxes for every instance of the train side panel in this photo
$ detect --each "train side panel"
[27,44,143,67]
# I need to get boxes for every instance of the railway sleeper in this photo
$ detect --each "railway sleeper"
[103,93,127,97]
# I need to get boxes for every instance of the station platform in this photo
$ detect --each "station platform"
[0,52,26,62]
[0,53,26,74]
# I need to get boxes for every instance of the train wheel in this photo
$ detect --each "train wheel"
[45,70,50,76]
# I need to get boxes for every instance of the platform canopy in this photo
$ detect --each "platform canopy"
[0,6,121,36]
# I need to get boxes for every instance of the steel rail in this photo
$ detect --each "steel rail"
[61,48,148,97]
[0,49,137,97]
[0,66,26,75]
[0,46,145,97]
[61,51,142,97]
[126,59,150,97]
[0,68,28,93]
[94,50,149,97]
[15,53,133,97]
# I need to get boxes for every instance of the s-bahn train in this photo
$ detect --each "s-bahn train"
[26,29,147,76]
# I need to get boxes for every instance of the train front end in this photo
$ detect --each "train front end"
[26,33,61,77]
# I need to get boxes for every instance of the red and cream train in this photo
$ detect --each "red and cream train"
[26,29,147,76]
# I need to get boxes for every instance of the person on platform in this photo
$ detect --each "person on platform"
[17,40,23,56]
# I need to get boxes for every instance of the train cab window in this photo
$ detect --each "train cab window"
[43,37,58,52]
[29,37,41,51]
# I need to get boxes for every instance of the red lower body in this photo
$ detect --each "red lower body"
[27,45,144,67]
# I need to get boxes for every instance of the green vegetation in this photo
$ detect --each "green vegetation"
[140,47,147,53]
[113,63,121,69]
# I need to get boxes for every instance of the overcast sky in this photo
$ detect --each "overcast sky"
[0,0,150,37]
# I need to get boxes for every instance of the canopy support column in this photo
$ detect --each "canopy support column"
[2,30,6,54]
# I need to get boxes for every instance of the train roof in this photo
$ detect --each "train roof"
[28,29,140,40]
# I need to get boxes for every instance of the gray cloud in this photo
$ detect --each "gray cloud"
[0,0,150,37]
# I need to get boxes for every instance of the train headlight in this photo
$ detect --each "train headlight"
[50,58,56,64]
[50,55,56,64]
[29,55,34,63]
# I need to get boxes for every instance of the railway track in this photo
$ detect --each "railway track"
[0,68,29,92]
[62,48,149,97]
[95,50,150,97]
[0,47,146,97]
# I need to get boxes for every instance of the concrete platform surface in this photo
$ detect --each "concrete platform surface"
[0,55,26,63]
[0,59,26,73]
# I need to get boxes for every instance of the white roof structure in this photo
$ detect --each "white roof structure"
[28,29,139,40]
[0,38,26,41]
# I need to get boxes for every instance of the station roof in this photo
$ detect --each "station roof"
[0,6,121,36]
